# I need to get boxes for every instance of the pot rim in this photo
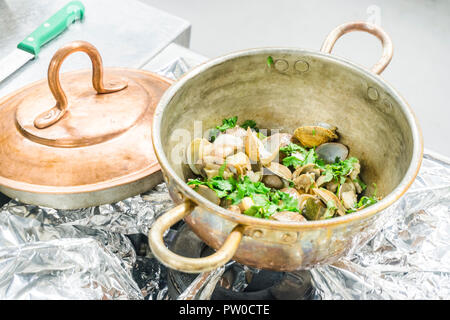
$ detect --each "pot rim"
[152,47,424,230]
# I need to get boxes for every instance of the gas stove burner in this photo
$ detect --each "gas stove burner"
[167,223,314,300]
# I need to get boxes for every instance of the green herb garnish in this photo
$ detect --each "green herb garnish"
[281,147,324,169]
[282,155,304,168]
[241,120,258,131]
[216,116,238,132]
[345,183,379,213]
[353,177,367,191]
[188,173,301,219]
[209,116,239,142]
[267,56,274,67]
[218,160,227,178]
[257,131,267,139]
[320,157,359,184]
[280,143,307,156]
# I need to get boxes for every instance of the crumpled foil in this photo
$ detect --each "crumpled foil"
[155,57,191,81]
[3,183,174,235]
[0,55,449,300]
[0,183,174,300]
[177,265,227,300]
[0,208,143,299]
[309,153,450,300]
[0,238,142,300]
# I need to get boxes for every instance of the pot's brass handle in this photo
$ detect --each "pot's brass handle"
[321,21,393,74]
[34,40,127,129]
[148,202,244,273]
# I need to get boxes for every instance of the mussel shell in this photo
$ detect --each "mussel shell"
[316,122,337,131]
[186,138,212,175]
[262,175,284,189]
[190,184,220,205]
[244,127,262,162]
[338,179,357,209]
[264,162,292,181]
[302,197,326,220]
[293,125,338,148]
[315,142,349,164]
[312,187,346,216]
[226,152,251,176]
[292,163,317,179]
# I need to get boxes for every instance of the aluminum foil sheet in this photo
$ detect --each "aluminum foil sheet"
[0,238,142,300]
[2,183,174,235]
[177,265,227,300]
[0,210,142,299]
[155,57,191,81]
[309,153,450,300]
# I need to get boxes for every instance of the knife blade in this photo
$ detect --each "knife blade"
[0,1,85,83]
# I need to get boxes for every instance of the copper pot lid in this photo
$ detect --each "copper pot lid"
[0,41,171,195]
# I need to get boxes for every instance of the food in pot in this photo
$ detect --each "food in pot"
[186,116,380,222]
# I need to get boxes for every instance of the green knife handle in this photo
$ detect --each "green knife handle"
[18,1,85,56]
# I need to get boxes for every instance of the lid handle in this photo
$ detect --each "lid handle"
[34,41,127,129]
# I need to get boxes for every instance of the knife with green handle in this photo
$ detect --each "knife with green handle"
[0,1,85,83]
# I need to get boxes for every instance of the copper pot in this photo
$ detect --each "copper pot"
[149,21,423,273]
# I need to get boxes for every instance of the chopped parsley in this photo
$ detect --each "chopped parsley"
[209,117,260,142]
[282,155,304,168]
[280,143,307,156]
[209,116,238,142]
[353,177,367,191]
[241,120,258,131]
[320,157,359,185]
[188,173,301,219]
[281,146,324,169]
[267,56,274,67]
[346,183,379,213]
[216,116,238,132]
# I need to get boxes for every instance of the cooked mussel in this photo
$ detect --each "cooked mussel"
[186,138,213,175]
[312,187,346,216]
[338,179,358,209]
[189,184,220,205]
[315,142,349,164]
[211,133,244,158]
[226,152,251,176]
[244,127,263,162]
[263,162,292,189]
[294,124,338,148]
[302,197,327,220]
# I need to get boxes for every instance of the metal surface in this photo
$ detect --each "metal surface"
[0,49,34,83]
[0,41,172,209]
[0,0,190,98]
[150,21,423,272]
